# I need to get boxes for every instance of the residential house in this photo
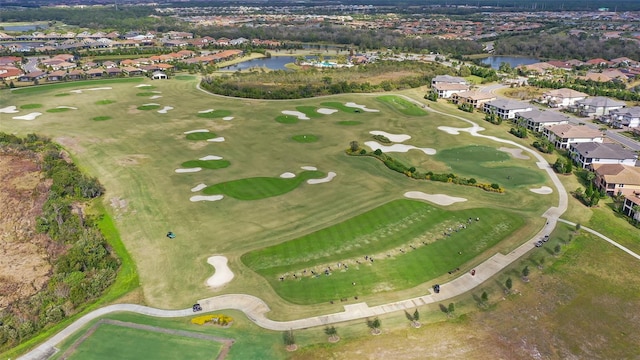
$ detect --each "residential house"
[611,57,639,67]
[431,75,468,86]
[483,99,533,120]
[544,124,604,149]
[450,91,496,109]
[585,58,613,67]
[86,68,104,78]
[151,71,167,80]
[18,70,46,82]
[0,66,23,81]
[622,192,640,222]
[516,109,571,132]
[570,142,637,168]
[47,70,67,82]
[591,163,640,196]
[105,68,122,77]
[67,69,85,80]
[432,82,470,98]
[572,97,626,117]
[540,88,588,108]
[51,61,76,71]
[122,66,143,76]
[603,107,640,129]
[517,62,556,74]
[102,61,118,69]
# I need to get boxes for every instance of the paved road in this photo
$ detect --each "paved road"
[23,57,40,73]
[16,93,636,360]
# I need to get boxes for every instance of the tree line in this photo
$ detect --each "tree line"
[0,133,118,351]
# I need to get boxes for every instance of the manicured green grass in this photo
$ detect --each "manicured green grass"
[47,107,73,113]
[196,110,232,119]
[337,120,362,125]
[136,92,157,97]
[185,132,217,140]
[20,103,42,109]
[137,104,161,111]
[92,116,112,121]
[65,323,220,360]
[320,102,363,113]
[295,106,324,118]
[95,99,116,105]
[175,75,196,80]
[54,93,71,97]
[435,145,545,187]
[181,159,231,169]
[276,115,299,124]
[10,78,143,94]
[292,134,318,143]
[203,170,325,200]
[376,95,427,116]
[242,199,524,304]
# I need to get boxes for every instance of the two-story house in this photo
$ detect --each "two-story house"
[451,91,496,109]
[431,75,468,87]
[432,82,470,99]
[591,163,640,196]
[572,97,626,118]
[515,109,571,132]
[540,88,588,108]
[603,107,640,129]
[570,142,638,168]
[622,192,640,222]
[544,124,604,149]
[483,99,533,120]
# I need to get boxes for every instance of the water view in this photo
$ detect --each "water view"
[221,56,318,71]
[480,56,540,69]
[2,24,48,32]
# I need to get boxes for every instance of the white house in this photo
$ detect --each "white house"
[432,82,470,99]
[543,124,604,149]
[591,163,640,196]
[515,109,571,132]
[570,142,638,168]
[573,96,626,117]
[483,99,533,120]
[431,75,468,86]
[540,88,588,108]
[151,71,167,80]
[603,107,640,129]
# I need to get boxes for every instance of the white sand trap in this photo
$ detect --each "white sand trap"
[404,191,468,206]
[499,147,530,160]
[136,84,152,88]
[184,129,209,134]
[198,109,214,113]
[206,255,234,287]
[365,141,436,155]
[152,91,162,94]
[280,172,296,178]
[12,112,42,121]
[157,106,173,114]
[370,130,411,143]
[301,166,317,171]
[56,106,77,110]
[199,155,223,161]
[70,87,112,93]
[207,137,225,142]
[175,167,202,173]
[530,186,553,195]
[345,102,380,112]
[149,95,162,99]
[191,183,207,192]
[143,103,160,106]
[0,106,19,113]
[282,110,310,120]
[191,195,224,202]
[317,108,338,115]
[308,171,336,184]
[222,116,234,121]
[437,126,462,135]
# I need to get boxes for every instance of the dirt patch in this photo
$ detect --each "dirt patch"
[0,155,54,309]
[55,136,85,155]
[127,104,141,114]
[115,154,149,166]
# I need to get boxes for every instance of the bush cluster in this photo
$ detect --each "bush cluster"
[191,314,234,326]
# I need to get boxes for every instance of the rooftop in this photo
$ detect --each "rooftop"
[572,142,637,159]
[548,124,603,138]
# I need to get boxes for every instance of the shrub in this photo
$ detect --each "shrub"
[372,134,391,143]
[191,314,234,326]
[373,149,382,156]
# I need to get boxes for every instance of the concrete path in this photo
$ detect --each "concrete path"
[557,219,640,260]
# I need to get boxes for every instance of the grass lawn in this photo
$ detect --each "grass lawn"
[337,120,362,125]
[95,99,116,105]
[10,77,143,95]
[376,95,427,116]
[64,323,220,360]
[175,75,197,80]
[182,159,231,169]
[203,170,326,200]
[197,110,232,119]
[92,116,112,121]
[295,106,324,118]
[320,101,364,113]
[137,104,161,110]
[186,132,218,140]
[292,134,318,143]
[275,115,299,124]
[20,103,42,109]
[46,107,73,113]
[136,92,157,97]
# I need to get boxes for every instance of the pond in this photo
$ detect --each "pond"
[220,56,318,71]
[2,24,48,32]
[480,56,540,69]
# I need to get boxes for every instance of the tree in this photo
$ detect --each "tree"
[505,277,513,293]
[413,309,420,322]
[349,140,359,152]
[366,318,381,335]
[522,266,530,280]
[575,223,582,231]
[448,303,455,315]
[481,291,489,304]
[324,326,339,342]
[283,329,296,350]
[554,244,561,254]
[538,257,545,269]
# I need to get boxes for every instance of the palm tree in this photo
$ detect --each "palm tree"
[366,317,381,335]
[324,326,339,342]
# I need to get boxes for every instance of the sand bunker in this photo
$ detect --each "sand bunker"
[207,137,225,142]
[370,130,411,143]
[222,116,234,121]
[191,195,224,202]
[280,172,296,178]
[301,166,317,171]
[152,91,162,94]
[317,108,338,115]
[70,87,112,93]
[157,106,173,114]
[191,183,207,192]
[530,186,553,194]
[499,147,530,160]
[206,255,234,287]
[404,191,468,206]
[149,95,162,100]
[184,129,209,134]
[0,106,19,113]
[364,141,436,155]
[345,102,379,112]
[308,172,336,184]
[199,155,223,160]
[198,109,214,113]
[175,168,202,173]
[282,110,310,120]
[12,112,42,121]
[56,106,77,110]
[136,84,152,88]
[437,126,462,135]
[143,103,160,106]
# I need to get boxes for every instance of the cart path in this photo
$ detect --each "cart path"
[29,95,634,360]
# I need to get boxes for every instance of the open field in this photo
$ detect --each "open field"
[1,77,554,319]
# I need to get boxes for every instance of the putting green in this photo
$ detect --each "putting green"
[202,170,325,200]
[96,100,116,105]
[295,106,323,119]
[196,110,232,119]
[185,132,218,141]
[137,104,161,111]
[376,95,427,116]
[291,134,318,143]
[320,102,363,113]
[92,116,112,121]
[242,199,524,304]
[20,103,43,109]
[275,115,299,124]
[136,92,157,97]
[181,159,231,169]
[436,145,545,186]
[47,107,72,113]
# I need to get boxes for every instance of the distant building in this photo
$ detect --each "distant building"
[432,82,470,99]
[591,163,640,196]
[570,142,637,168]
[544,124,604,149]
[451,91,496,109]
[431,75,468,86]
[515,109,571,132]
[483,99,533,120]
[540,88,588,108]
[602,107,640,129]
[572,97,626,117]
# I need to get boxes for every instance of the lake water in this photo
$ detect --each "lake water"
[221,56,318,71]
[480,56,540,69]
[3,24,48,32]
